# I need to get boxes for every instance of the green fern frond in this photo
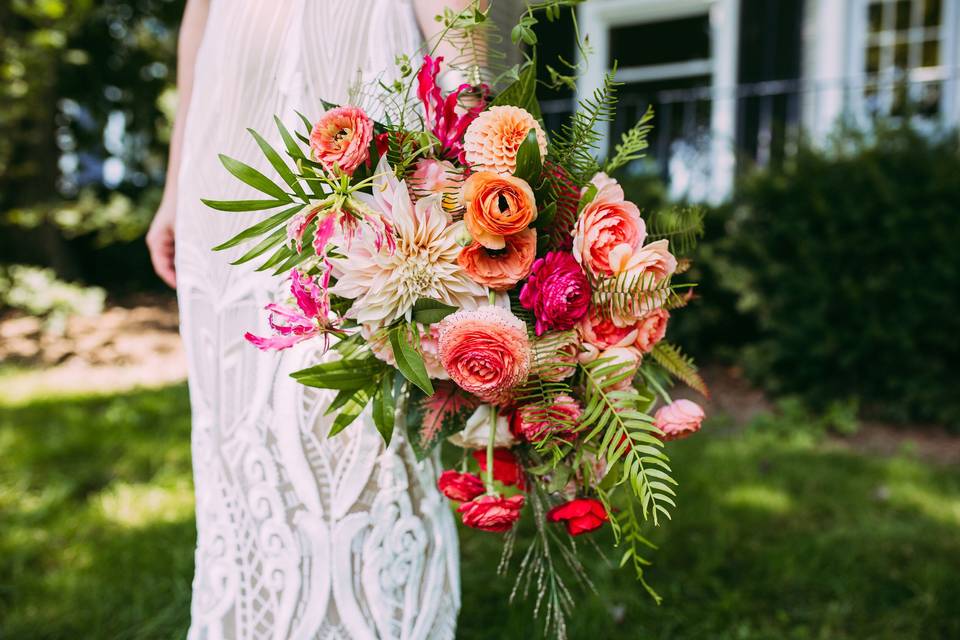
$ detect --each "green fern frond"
[590,271,682,321]
[650,342,709,397]
[607,495,663,603]
[645,206,705,256]
[605,105,655,174]
[550,69,621,184]
[578,359,676,525]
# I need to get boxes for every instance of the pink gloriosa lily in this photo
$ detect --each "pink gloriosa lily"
[245,269,341,351]
[286,203,396,258]
[417,55,489,161]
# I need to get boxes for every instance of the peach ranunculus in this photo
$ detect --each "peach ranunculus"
[458,228,537,290]
[654,399,705,441]
[309,106,373,176]
[577,306,639,352]
[634,308,669,353]
[409,158,463,211]
[461,171,537,250]
[438,306,531,402]
[572,182,646,277]
[463,105,548,176]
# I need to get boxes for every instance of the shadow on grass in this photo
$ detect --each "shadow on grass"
[2,385,959,639]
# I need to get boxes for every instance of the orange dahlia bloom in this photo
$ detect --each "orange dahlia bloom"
[463,105,548,176]
[462,171,537,250]
[457,228,537,290]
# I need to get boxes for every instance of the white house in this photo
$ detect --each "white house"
[568,0,960,202]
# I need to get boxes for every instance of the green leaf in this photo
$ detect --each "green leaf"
[248,128,308,200]
[274,115,306,160]
[489,59,541,120]
[532,201,557,231]
[230,227,287,265]
[514,129,543,183]
[328,383,375,437]
[291,357,387,390]
[388,325,434,395]
[411,298,458,325]
[202,198,290,212]
[371,373,396,443]
[578,183,598,211]
[218,154,292,202]
[213,203,304,251]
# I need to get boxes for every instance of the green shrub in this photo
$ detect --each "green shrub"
[718,125,960,427]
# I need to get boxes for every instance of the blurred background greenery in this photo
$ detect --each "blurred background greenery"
[1,0,959,638]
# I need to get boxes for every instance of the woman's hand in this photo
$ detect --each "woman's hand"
[146,197,177,288]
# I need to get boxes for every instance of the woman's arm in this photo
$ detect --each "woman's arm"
[146,0,210,289]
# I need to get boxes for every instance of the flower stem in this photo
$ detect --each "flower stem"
[485,405,497,494]
[487,290,496,306]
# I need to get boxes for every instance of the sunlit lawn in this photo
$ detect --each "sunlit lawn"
[1,383,958,639]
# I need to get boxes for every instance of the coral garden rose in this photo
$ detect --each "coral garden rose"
[582,171,618,195]
[458,494,524,533]
[463,105,548,176]
[634,308,669,353]
[547,498,609,536]
[309,106,373,176]
[438,306,531,402]
[577,307,639,352]
[472,448,525,488]
[572,181,646,277]
[461,171,537,250]
[458,228,537,290]
[654,399,705,441]
[437,470,485,502]
[511,395,582,444]
[607,238,678,287]
[595,346,643,390]
[448,404,518,449]
[519,251,591,336]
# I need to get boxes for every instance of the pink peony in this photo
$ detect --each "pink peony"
[457,494,524,533]
[519,251,591,336]
[634,308,669,353]
[409,158,463,208]
[654,399,705,441]
[309,106,374,176]
[438,306,531,402]
[572,182,646,277]
[437,470,485,502]
[511,395,582,444]
[577,307,639,351]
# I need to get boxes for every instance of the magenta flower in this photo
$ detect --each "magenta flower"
[519,251,591,336]
[245,269,340,351]
[416,55,489,161]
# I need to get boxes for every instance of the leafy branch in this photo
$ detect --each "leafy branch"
[650,342,709,397]
[605,105,655,174]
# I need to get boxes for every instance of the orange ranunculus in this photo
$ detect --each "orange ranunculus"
[457,228,537,290]
[461,171,537,250]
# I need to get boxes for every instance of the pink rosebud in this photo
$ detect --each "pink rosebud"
[511,395,582,444]
[309,106,373,176]
[654,399,705,441]
[519,251,591,336]
[634,308,670,353]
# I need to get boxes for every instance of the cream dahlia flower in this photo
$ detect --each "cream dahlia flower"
[329,158,486,326]
[463,105,548,176]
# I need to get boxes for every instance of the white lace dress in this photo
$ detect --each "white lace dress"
[174,1,460,638]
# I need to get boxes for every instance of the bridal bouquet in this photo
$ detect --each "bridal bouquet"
[204,2,707,635]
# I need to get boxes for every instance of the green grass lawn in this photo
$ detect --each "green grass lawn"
[1,384,958,639]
